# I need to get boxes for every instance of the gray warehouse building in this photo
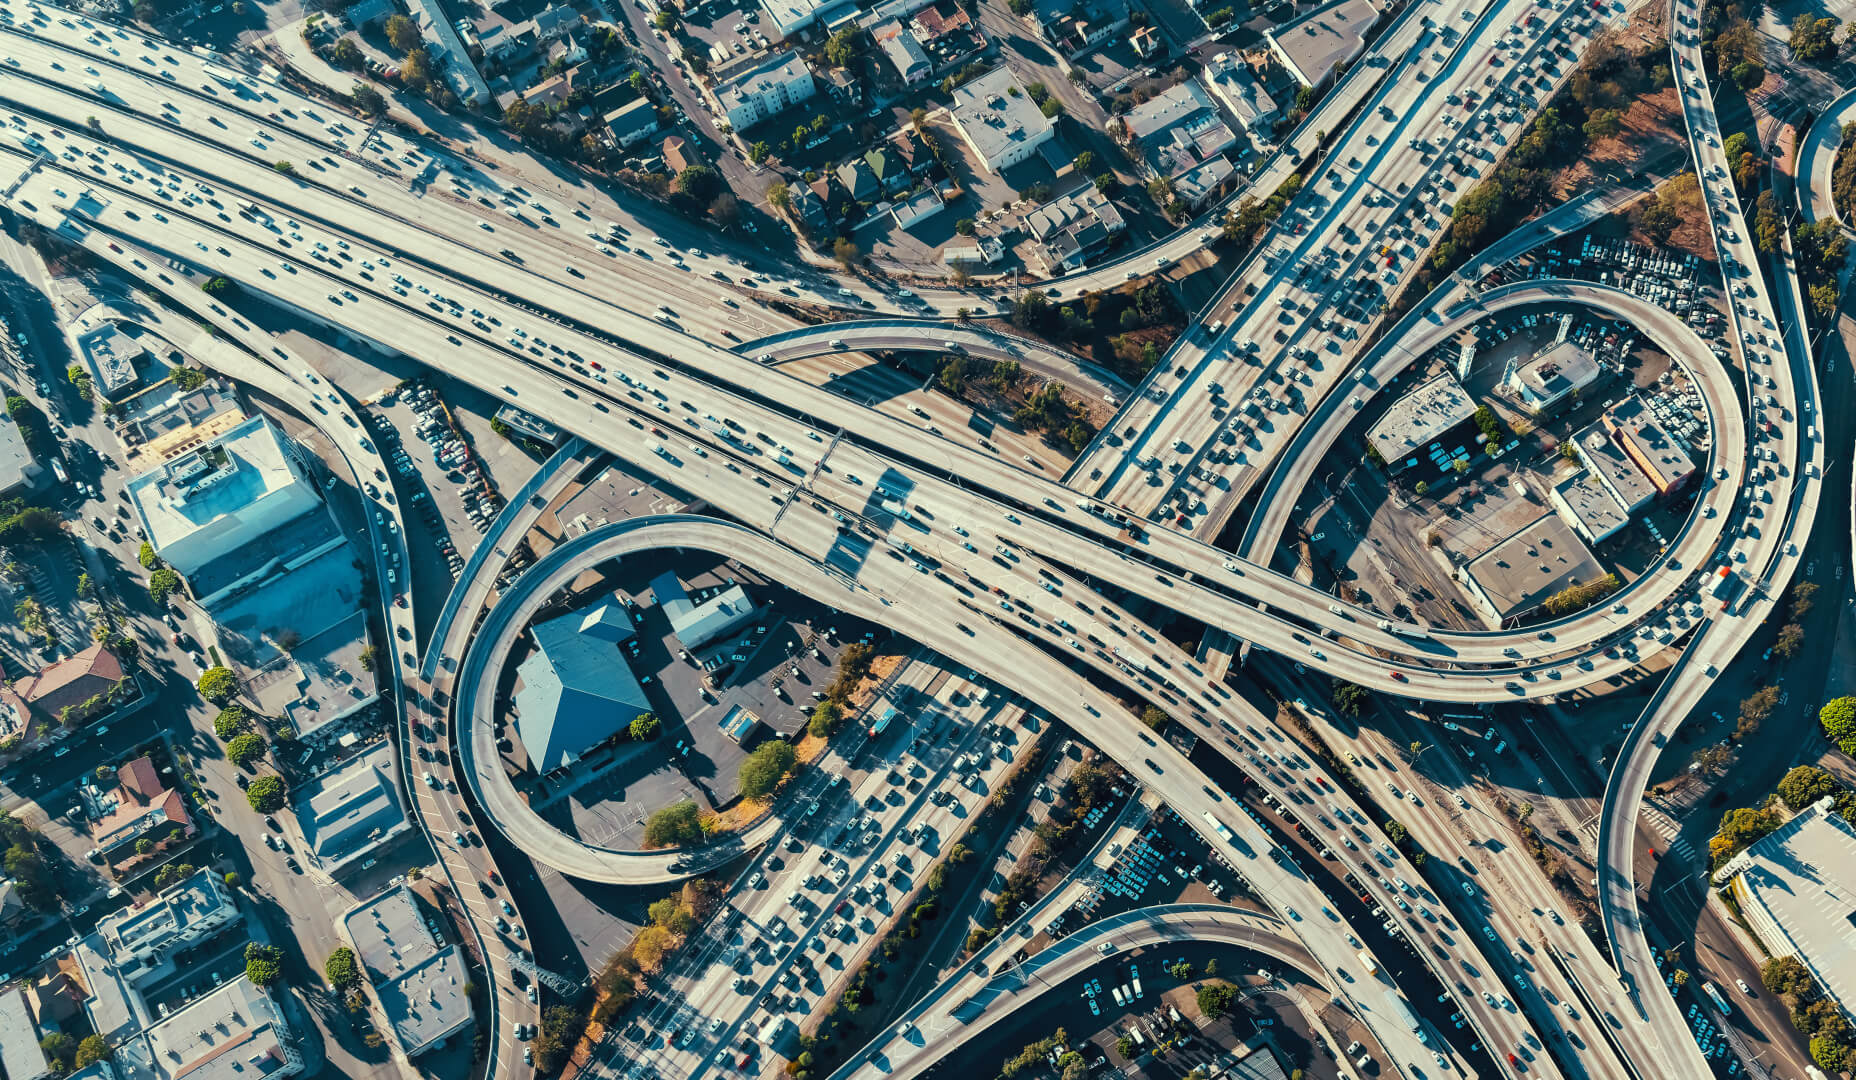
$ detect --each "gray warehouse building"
[340,884,474,1057]
[514,602,652,773]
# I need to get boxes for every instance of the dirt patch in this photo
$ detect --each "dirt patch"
[1552,89,1690,199]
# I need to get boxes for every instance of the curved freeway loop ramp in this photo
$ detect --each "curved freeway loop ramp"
[829,904,1330,1080]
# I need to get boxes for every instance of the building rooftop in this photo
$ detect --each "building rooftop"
[1723,799,1856,1019]
[296,742,408,870]
[1508,340,1600,408]
[1604,395,1694,492]
[115,978,298,1080]
[99,868,236,963]
[650,573,758,652]
[1172,155,1236,205]
[126,415,321,577]
[1464,514,1607,622]
[120,378,244,464]
[514,602,650,773]
[1551,471,1628,541]
[1121,79,1218,143]
[1366,372,1478,470]
[758,0,855,37]
[1201,52,1279,131]
[716,50,812,109]
[1571,421,1656,511]
[77,324,147,398]
[0,985,49,1080]
[949,67,1054,166]
[340,885,472,1056]
[14,643,126,721]
[0,408,32,495]
[1267,0,1381,87]
[71,933,151,1043]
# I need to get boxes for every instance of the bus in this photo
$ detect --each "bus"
[1200,811,1234,844]
[1702,982,1731,1014]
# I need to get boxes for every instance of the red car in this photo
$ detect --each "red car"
[1389,670,1406,682]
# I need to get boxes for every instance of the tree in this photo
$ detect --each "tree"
[138,541,160,569]
[833,238,859,270]
[503,99,548,139]
[197,666,238,705]
[226,733,268,768]
[1738,685,1780,738]
[214,706,250,740]
[148,567,183,603]
[358,645,376,672]
[326,946,361,988]
[652,8,677,30]
[534,1006,587,1072]
[74,1035,110,1068]
[749,140,771,165]
[1638,199,1679,244]
[1672,968,1690,987]
[808,698,844,738]
[632,924,675,972]
[1331,682,1369,717]
[1116,1036,1136,1060]
[41,1034,76,1076]
[825,26,861,67]
[244,943,284,986]
[1774,623,1805,658]
[643,800,703,848]
[767,182,791,212]
[383,13,420,52]
[1140,705,1169,732]
[1822,696,1856,752]
[647,896,696,936]
[1731,61,1765,90]
[350,83,386,116]
[246,775,286,814]
[1709,805,1779,862]
[1754,190,1783,253]
[738,740,796,799]
[1777,765,1841,810]
[630,713,661,740]
[1196,980,1239,1019]
[1762,955,1812,997]
[1791,13,1841,61]
[675,164,722,203]
[1582,108,1622,141]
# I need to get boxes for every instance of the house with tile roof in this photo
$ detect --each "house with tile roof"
[14,644,131,726]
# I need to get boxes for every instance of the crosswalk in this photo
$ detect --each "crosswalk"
[1640,804,1698,864]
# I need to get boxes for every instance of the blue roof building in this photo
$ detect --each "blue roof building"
[514,603,650,773]
[649,573,758,651]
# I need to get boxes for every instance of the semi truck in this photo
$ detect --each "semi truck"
[1710,566,1746,612]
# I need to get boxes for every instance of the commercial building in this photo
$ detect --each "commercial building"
[1112,80,1237,180]
[1718,798,1856,1020]
[295,742,411,874]
[1568,420,1655,513]
[1024,186,1127,273]
[758,0,856,40]
[948,67,1056,173]
[1365,372,1478,476]
[1547,471,1629,545]
[75,324,148,401]
[1459,515,1607,628]
[339,885,473,1057]
[126,415,323,579]
[119,376,244,466]
[1502,340,1602,415]
[0,985,50,1080]
[115,978,303,1080]
[513,602,652,773]
[716,51,817,131]
[1200,52,1280,139]
[98,868,239,971]
[1603,395,1695,496]
[651,572,759,652]
[1021,0,1129,57]
[1266,0,1382,88]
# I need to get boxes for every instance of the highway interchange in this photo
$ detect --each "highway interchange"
[0,0,1825,1077]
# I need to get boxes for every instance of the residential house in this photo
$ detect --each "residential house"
[546,32,587,67]
[13,643,130,726]
[91,755,195,857]
[907,1,986,72]
[1169,155,1236,209]
[785,180,830,230]
[604,97,661,148]
[1200,51,1280,139]
[948,66,1056,173]
[1131,24,1160,58]
[1111,79,1236,179]
[1023,0,1130,58]
[890,187,945,230]
[809,173,852,219]
[528,2,582,42]
[716,50,816,131]
[521,66,584,110]
[863,145,912,194]
[836,157,882,202]
[888,128,935,177]
[662,135,697,174]
[873,21,933,84]
[1024,186,1126,272]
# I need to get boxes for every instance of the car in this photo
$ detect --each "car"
[1736,978,1752,994]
